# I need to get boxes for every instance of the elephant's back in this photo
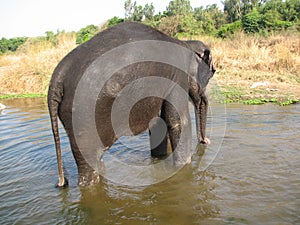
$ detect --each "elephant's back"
[57,22,183,82]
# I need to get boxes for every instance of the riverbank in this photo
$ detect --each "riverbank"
[0,32,299,105]
[202,32,300,105]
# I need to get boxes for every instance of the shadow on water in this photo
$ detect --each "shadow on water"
[0,98,299,224]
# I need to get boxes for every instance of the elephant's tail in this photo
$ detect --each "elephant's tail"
[48,80,68,187]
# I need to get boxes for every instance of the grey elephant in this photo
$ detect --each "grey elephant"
[48,22,215,187]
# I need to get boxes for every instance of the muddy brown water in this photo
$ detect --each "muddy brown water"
[0,98,299,224]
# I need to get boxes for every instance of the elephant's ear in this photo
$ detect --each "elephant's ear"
[196,48,216,74]
[202,49,211,65]
[195,48,210,65]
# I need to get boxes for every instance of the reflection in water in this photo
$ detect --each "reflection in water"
[0,98,299,224]
[76,150,219,225]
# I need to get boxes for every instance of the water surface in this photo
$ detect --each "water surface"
[0,98,299,224]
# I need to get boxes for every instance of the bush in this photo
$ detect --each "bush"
[217,20,242,38]
[157,15,182,37]
[76,25,99,44]
[0,37,27,54]
[107,17,124,28]
[178,14,201,36]
[242,9,264,33]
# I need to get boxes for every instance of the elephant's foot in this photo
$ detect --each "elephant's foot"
[56,177,69,188]
[78,170,100,186]
[200,137,210,145]
[151,148,168,158]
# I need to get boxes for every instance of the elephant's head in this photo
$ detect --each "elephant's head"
[185,40,216,89]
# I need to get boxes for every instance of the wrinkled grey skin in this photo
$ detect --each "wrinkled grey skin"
[48,22,215,187]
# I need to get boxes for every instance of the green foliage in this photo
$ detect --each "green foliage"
[107,17,124,28]
[178,14,201,36]
[0,37,27,54]
[217,20,242,38]
[278,97,299,106]
[223,0,243,23]
[259,0,298,31]
[157,15,182,37]
[124,0,155,22]
[76,25,99,44]
[243,98,269,104]
[70,0,300,40]
[166,0,192,16]
[2,0,299,48]
[144,3,155,21]
[45,31,58,45]
[194,4,226,35]
[242,8,264,33]
[132,4,144,21]
[218,86,299,106]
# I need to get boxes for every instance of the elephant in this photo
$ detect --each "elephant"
[48,22,215,187]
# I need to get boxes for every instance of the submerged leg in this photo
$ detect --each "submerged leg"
[149,117,169,157]
[189,84,210,145]
[61,115,101,186]
[195,93,210,144]
[70,141,101,186]
[161,100,192,164]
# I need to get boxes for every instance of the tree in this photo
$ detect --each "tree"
[223,0,243,22]
[280,0,300,21]
[158,15,182,37]
[124,0,153,22]
[166,0,192,16]
[194,4,226,35]
[223,0,265,23]
[124,0,134,20]
[144,3,155,21]
[132,4,144,22]
[205,4,226,30]
[242,8,264,33]
[241,0,261,15]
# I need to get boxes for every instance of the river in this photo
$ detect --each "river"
[0,98,299,224]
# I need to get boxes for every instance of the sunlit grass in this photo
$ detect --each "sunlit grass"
[0,32,76,95]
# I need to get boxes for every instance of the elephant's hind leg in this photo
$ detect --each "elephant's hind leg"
[70,139,101,186]
[60,115,101,186]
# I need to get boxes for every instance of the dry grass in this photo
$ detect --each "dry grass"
[0,33,76,95]
[195,32,300,100]
[0,31,299,101]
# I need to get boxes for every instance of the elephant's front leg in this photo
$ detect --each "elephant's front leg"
[149,117,169,157]
[195,93,210,144]
[161,100,192,164]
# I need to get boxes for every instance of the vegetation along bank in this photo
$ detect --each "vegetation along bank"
[0,0,299,105]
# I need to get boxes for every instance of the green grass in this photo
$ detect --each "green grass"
[215,85,299,106]
[0,93,46,99]
[278,98,299,106]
